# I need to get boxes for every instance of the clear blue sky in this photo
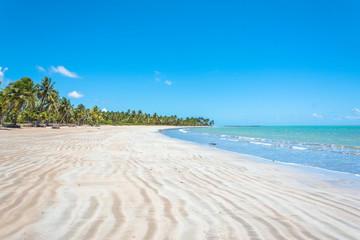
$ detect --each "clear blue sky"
[1,0,359,125]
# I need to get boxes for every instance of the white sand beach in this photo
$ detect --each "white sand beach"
[0,126,359,239]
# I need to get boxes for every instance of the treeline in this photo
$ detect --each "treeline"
[0,77,214,127]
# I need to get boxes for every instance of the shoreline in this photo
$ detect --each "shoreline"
[161,128,360,192]
[166,128,360,185]
[1,126,359,239]
[163,127,360,177]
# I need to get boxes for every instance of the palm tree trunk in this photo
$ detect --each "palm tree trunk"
[27,109,30,123]
[58,109,70,127]
[76,113,86,126]
[20,107,26,124]
[83,113,87,125]
[30,108,33,123]
[0,103,15,124]
[14,111,20,125]
[37,98,45,124]
[13,103,24,126]
[47,109,50,125]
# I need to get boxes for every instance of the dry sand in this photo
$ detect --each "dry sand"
[0,126,359,240]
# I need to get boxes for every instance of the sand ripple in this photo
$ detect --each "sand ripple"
[0,126,359,239]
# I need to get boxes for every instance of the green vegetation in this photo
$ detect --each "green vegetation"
[0,77,214,127]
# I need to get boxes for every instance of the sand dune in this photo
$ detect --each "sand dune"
[0,126,359,239]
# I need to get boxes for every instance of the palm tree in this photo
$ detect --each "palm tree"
[3,77,37,125]
[0,88,7,123]
[91,105,102,125]
[74,104,88,125]
[46,90,59,125]
[58,97,73,126]
[36,77,56,125]
[1,74,215,127]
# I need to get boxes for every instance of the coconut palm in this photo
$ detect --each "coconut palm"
[58,97,73,125]
[91,105,102,125]
[1,75,214,127]
[3,77,38,125]
[74,104,88,125]
[46,90,60,125]
[0,86,12,124]
[36,77,56,125]
[0,88,6,122]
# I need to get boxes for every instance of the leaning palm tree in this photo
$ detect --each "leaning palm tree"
[45,90,60,125]
[0,89,6,123]
[3,77,37,126]
[74,104,88,125]
[58,97,73,125]
[36,77,56,125]
[0,85,14,124]
[2,80,21,124]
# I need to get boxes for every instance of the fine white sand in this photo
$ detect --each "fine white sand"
[0,126,359,239]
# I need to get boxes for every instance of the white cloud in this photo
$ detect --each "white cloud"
[346,116,360,119]
[102,108,108,112]
[353,108,360,114]
[51,66,80,78]
[154,70,162,82]
[68,91,84,98]
[0,67,8,83]
[154,70,173,85]
[36,65,46,72]
[344,109,360,120]
[312,113,323,119]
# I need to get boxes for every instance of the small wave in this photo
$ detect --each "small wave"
[226,138,239,142]
[292,146,307,150]
[163,128,360,175]
[192,131,360,154]
[179,129,188,133]
[250,141,272,146]
[340,151,360,156]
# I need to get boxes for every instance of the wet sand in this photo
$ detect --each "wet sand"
[0,126,359,239]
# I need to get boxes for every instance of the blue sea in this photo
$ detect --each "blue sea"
[162,126,360,176]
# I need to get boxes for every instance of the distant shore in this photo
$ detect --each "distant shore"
[0,126,359,239]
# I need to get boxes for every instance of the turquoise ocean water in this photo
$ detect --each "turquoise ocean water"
[162,126,360,175]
